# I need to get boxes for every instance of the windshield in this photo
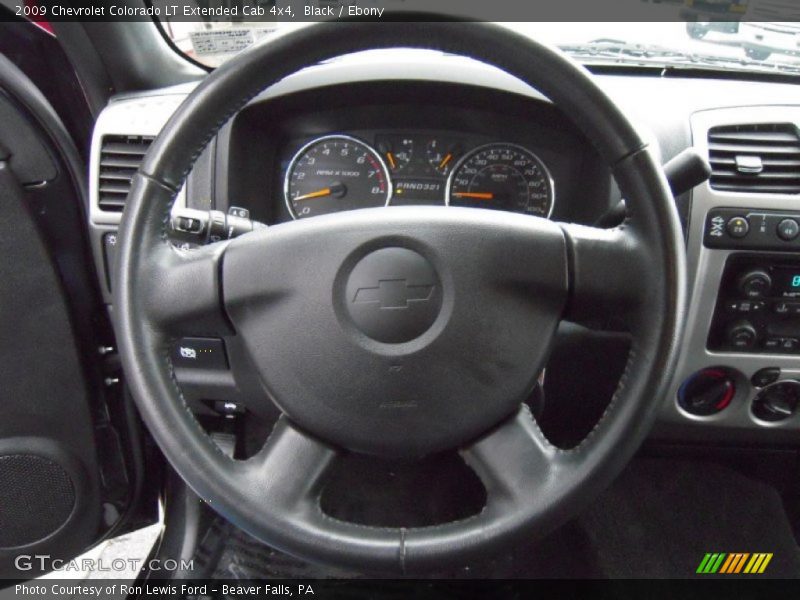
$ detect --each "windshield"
[153,3,800,74]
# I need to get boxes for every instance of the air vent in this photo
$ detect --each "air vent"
[98,135,154,212]
[708,124,800,194]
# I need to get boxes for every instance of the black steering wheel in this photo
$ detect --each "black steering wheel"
[115,22,685,573]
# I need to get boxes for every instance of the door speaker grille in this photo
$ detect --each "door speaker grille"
[0,454,75,548]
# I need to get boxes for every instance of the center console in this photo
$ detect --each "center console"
[663,107,800,441]
[705,251,800,354]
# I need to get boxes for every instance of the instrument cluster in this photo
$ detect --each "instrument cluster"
[282,132,555,220]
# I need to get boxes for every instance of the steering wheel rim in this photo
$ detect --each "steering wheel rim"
[114,22,686,573]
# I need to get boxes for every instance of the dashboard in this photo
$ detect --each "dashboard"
[88,50,800,446]
[221,80,609,227]
[281,132,554,219]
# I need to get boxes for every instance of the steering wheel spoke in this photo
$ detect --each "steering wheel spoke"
[143,242,232,338]
[241,418,338,513]
[461,407,558,512]
[559,222,649,328]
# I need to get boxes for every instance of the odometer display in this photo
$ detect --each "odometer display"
[447,144,554,217]
[285,135,391,219]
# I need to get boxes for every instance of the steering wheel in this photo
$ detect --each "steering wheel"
[115,22,685,573]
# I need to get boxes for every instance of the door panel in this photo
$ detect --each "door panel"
[0,40,140,579]
[0,153,102,576]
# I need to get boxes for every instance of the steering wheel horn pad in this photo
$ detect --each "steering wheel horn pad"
[223,207,567,457]
[343,245,442,345]
[115,22,685,572]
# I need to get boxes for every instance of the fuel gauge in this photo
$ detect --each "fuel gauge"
[376,137,414,173]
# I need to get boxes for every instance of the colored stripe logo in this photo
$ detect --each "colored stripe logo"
[697,553,773,574]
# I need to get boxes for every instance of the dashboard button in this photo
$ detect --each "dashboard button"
[753,381,800,422]
[102,232,118,291]
[678,368,737,416]
[726,216,749,238]
[751,367,781,388]
[773,301,792,315]
[737,269,772,298]
[777,218,800,241]
[728,300,765,313]
[172,338,229,370]
[765,337,800,352]
[726,321,757,349]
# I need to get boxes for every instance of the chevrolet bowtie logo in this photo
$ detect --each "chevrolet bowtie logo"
[353,279,435,309]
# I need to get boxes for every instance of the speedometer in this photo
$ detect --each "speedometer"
[446,144,554,217]
[284,135,391,219]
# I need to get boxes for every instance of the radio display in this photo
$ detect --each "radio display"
[773,267,800,297]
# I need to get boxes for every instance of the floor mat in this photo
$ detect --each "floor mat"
[576,458,800,578]
[191,458,800,579]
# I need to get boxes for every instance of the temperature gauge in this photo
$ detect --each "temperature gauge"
[426,139,459,175]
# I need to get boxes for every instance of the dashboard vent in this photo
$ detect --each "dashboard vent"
[98,135,154,212]
[708,124,800,194]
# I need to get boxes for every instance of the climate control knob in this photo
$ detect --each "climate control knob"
[752,381,800,422]
[678,367,737,416]
[737,269,772,298]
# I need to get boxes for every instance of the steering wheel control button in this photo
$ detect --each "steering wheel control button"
[678,367,738,416]
[751,367,781,388]
[726,216,749,238]
[752,381,800,422]
[172,337,228,370]
[345,247,442,343]
[778,218,800,241]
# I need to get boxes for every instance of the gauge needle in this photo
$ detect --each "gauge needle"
[438,153,453,170]
[294,188,332,201]
[294,183,345,201]
[386,152,397,169]
[453,192,494,200]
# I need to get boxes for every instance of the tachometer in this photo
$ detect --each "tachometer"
[446,144,554,217]
[285,135,391,219]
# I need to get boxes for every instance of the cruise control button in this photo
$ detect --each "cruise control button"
[228,206,250,219]
[172,337,229,369]
[778,218,800,241]
[726,216,749,238]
